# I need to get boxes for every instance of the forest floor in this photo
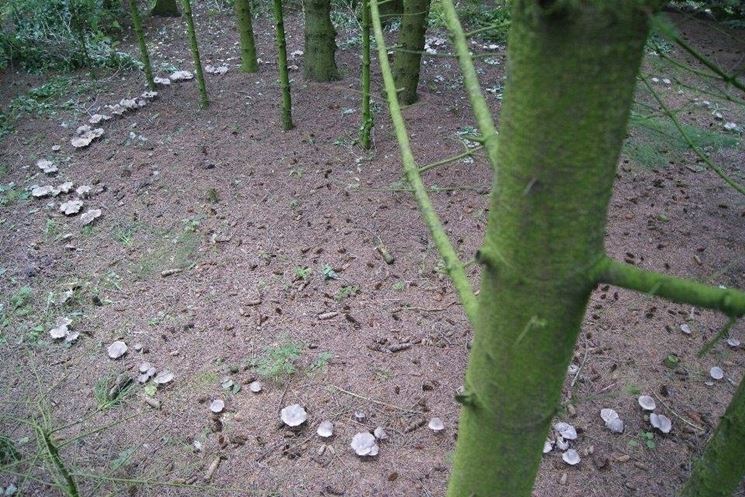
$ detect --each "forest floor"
[0,4,744,497]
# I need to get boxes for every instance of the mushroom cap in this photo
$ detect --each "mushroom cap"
[543,439,553,454]
[606,417,624,434]
[562,449,581,466]
[600,408,619,423]
[138,362,152,373]
[680,323,692,335]
[638,395,656,411]
[107,340,128,359]
[710,366,724,380]
[428,417,445,432]
[650,413,672,433]
[49,317,72,339]
[726,337,740,348]
[317,420,334,438]
[280,404,308,427]
[556,436,570,451]
[209,399,225,414]
[373,426,388,440]
[80,209,102,226]
[553,421,577,440]
[153,370,174,384]
[351,432,378,456]
[60,200,83,215]
[249,380,262,393]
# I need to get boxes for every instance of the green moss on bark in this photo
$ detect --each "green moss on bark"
[128,0,155,90]
[303,0,339,81]
[392,0,431,104]
[273,0,294,129]
[446,3,652,496]
[235,0,258,73]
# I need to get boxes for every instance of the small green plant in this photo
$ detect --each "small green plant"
[0,184,28,206]
[294,266,312,281]
[206,188,219,203]
[253,340,303,381]
[628,431,656,450]
[94,375,134,410]
[0,434,20,465]
[44,218,60,239]
[113,223,137,247]
[322,264,338,280]
[10,286,33,316]
[335,285,359,301]
[392,280,406,291]
[625,383,641,396]
[308,351,333,374]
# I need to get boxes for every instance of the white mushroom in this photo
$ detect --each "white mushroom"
[249,380,262,393]
[170,70,194,82]
[141,91,159,100]
[606,417,624,434]
[37,159,58,174]
[107,340,128,359]
[562,449,581,466]
[650,413,672,434]
[153,370,174,384]
[280,404,308,427]
[556,436,570,451]
[726,337,740,348]
[205,64,229,75]
[60,200,83,215]
[710,366,724,380]
[638,395,656,411]
[209,399,225,414]
[139,362,153,373]
[543,439,553,454]
[49,317,72,339]
[317,420,334,438]
[351,432,378,457]
[353,411,366,422]
[553,421,577,440]
[680,323,692,335]
[31,185,56,198]
[80,209,102,226]
[75,185,92,198]
[428,417,445,432]
[88,114,111,124]
[57,181,74,194]
[373,426,388,440]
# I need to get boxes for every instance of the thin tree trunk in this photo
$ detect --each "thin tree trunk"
[235,0,258,73]
[392,0,430,104]
[379,0,403,24]
[272,0,293,130]
[152,0,180,16]
[680,376,745,497]
[445,2,654,496]
[303,0,339,81]
[359,0,373,149]
[128,0,156,90]
[180,0,208,108]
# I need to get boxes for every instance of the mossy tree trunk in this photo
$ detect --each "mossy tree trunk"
[128,0,156,90]
[392,0,430,104]
[303,0,339,81]
[152,0,180,16]
[359,0,373,149]
[379,0,403,24]
[680,376,745,497]
[235,0,258,73]
[272,0,294,129]
[180,0,208,108]
[444,2,660,496]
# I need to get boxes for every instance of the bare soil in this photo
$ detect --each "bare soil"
[1,6,744,497]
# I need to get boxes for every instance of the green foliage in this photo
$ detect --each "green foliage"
[294,266,312,280]
[253,340,303,381]
[0,435,20,465]
[94,375,134,410]
[308,351,333,373]
[0,183,29,206]
[430,0,511,43]
[0,0,137,72]
[335,284,359,301]
[624,112,740,168]
[10,286,33,315]
[321,264,338,280]
[629,431,657,449]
